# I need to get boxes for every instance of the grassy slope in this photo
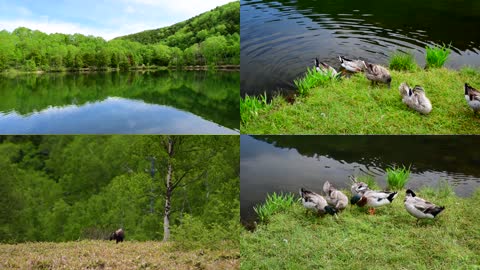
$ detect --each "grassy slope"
[241,68,480,134]
[241,189,480,270]
[0,240,239,270]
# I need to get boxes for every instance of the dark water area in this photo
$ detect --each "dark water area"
[240,135,480,224]
[241,0,480,96]
[0,71,239,134]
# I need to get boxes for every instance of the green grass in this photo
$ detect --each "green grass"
[241,68,480,134]
[241,188,480,270]
[240,93,270,124]
[426,44,451,69]
[294,67,338,97]
[386,165,411,190]
[389,52,418,71]
[254,192,297,223]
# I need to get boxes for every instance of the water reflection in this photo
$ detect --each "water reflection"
[0,71,240,133]
[241,0,480,95]
[0,97,237,134]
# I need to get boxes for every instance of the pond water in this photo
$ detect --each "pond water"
[240,135,480,224]
[0,71,239,134]
[241,0,480,96]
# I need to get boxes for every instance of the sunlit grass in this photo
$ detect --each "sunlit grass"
[241,187,480,269]
[386,165,411,190]
[253,192,296,223]
[294,67,338,97]
[426,44,451,69]
[240,92,270,124]
[389,52,417,71]
[241,68,480,134]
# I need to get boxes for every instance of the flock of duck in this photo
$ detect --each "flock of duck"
[314,57,480,115]
[299,176,445,224]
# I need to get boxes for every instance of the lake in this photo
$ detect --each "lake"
[0,71,239,134]
[240,0,480,96]
[240,135,480,224]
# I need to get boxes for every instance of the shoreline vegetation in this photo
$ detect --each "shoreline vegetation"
[242,185,480,269]
[241,45,480,134]
[0,2,239,75]
[0,64,240,76]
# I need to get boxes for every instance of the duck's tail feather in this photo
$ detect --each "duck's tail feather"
[387,192,398,202]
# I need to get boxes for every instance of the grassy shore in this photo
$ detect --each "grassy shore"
[241,68,480,134]
[241,188,480,270]
[0,240,239,269]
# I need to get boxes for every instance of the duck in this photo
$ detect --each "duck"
[464,83,480,114]
[363,61,392,88]
[299,188,338,216]
[349,175,370,196]
[399,83,432,114]
[315,58,338,77]
[404,189,445,224]
[351,189,398,215]
[323,181,348,211]
[338,56,365,73]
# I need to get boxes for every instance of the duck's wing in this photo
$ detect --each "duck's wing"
[409,196,439,213]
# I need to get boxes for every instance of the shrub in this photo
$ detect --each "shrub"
[253,192,296,223]
[425,44,451,69]
[386,165,411,190]
[389,52,417,71]
[294,67,337,97]
[240,92,269,124]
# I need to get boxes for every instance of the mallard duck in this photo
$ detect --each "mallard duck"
[323,181,348,211]
[464,83,480,114]
[351,190,398,215]
[399,83,432,114]
[299,188,338,216]
[404,189,445,224]
[363,61,392,88]
[338,56,365,73]
[315,58,338,76]
[349,175,369,196]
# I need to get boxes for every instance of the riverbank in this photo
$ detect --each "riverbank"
[0,240,239,269]
[0,65,240,76]
[241,67,480,134]
[241,188,480,269]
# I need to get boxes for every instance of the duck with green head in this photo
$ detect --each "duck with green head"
[351,189,398,215]
[300,188,338,217]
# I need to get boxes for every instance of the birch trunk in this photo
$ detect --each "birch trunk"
[163,139,173,242]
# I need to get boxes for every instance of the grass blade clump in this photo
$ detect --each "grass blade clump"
[253,192,296,223]
[240,92,269,124]
[389,52,417,71]
[357,175,380,190]
[294,67,337,97]
[425,43,451,68]
[386,165,411,190]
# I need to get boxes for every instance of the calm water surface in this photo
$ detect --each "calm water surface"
[241,0,480,95]
[0,71,239,134]
[241,135,480,223]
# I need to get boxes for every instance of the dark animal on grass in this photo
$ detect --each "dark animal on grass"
[109,228,124,243]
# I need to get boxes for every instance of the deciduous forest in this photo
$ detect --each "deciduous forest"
[0,1,239,72]
[0,135,240,245]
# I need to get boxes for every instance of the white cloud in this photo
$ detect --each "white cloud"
[125,5,135,14]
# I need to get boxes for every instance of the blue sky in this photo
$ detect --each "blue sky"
[0,0,235,40]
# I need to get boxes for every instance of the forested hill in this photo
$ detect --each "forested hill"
[116,1,239,50]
